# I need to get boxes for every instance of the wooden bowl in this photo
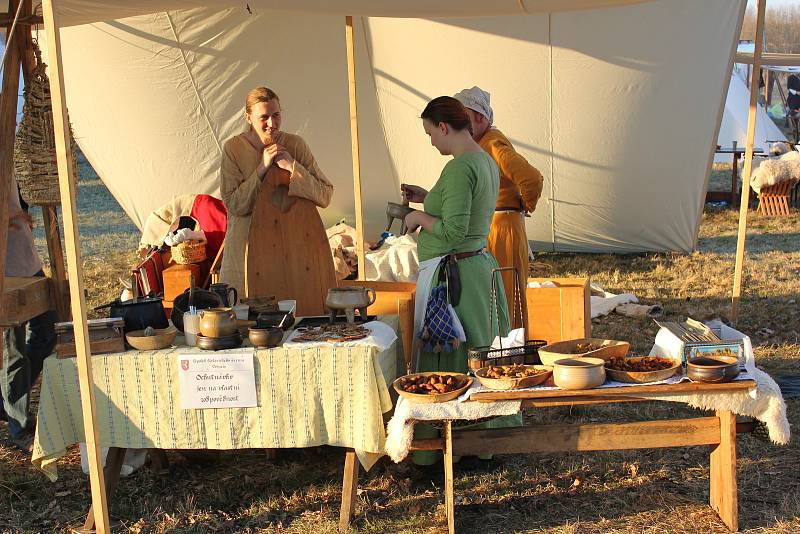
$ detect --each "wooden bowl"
[687,355,740,383]
[393,372,472,404]
[552,357,606,390]
[474,365,552,390]
[249,327,283,348]
[539,338,630,366]
[126,325,177,351]
[604,357,681,384]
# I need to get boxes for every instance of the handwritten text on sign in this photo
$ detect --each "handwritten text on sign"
[178,353,257,408]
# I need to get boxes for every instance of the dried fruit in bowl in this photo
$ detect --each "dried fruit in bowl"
[484,363,547,379]
[606,356,675,372]
[397,373,466,395]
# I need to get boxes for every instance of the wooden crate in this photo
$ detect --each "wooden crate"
[55,318,125,358]
[0,276,54,327]
[526,277,591,344]
[339,280,415,371]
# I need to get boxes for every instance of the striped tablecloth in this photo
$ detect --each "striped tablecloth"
[32,317,399,480]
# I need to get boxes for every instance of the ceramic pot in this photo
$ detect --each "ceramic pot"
[326,286,376,323]
[199,308,237,338]
[249,327,283,348]
[256,311,295,330]
[552,357,606,390]
[687,355,740,383]
[209,283,238,308]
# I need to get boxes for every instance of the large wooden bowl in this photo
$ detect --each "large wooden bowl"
[393,372,472,404]
[474,365,552,390]
[126,325,177,351]
[539,338,630,366]
[604,357,681,384]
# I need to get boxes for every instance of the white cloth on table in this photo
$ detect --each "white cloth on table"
[364,233,420,283]
[283,320,397,352]
[647,323,789,445]
[491,327,526,350]
[384,381,520,463]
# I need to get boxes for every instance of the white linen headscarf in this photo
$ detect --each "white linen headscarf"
[453,86,493,125]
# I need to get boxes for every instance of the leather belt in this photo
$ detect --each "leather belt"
[495,206,524,212]
[451,249,484,261]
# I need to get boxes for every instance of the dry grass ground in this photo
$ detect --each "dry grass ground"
[1,173,799,533]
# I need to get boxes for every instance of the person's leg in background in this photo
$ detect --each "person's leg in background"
[1,323,33,442]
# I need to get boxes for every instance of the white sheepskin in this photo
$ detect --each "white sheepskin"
[750,150,800,193]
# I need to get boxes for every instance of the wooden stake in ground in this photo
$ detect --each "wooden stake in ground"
[41,1,111,532]
[731,0,766,324]
[345,16,366,281]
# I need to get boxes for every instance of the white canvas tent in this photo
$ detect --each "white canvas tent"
[3,1,775,532]
[716,72,786,160]
[7,0,745,253]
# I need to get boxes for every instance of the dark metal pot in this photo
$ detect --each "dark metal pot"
[171,288,223,332]
[95,296,169,333]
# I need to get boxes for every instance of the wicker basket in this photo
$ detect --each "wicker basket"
[14,41,79,206]
[171,241,207,264]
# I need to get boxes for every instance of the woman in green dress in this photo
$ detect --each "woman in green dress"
[403,96,516,466]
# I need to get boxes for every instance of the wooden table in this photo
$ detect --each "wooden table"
[339,379,756,533]
[707,146,765,207]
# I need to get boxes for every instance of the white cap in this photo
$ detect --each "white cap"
[453,86,493,125]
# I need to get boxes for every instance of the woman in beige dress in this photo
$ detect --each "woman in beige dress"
[219,87,334,296]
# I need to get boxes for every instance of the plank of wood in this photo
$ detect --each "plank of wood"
[82,447,127,533]
[710,410,738,532]
[41,1,111,532]
[345,16,366,281]
[338,449,359,533]
[245,167,336,317]
[450,417,721,456]
[0,276,53,326]
[470,379,756,401]
[731,0,767,324]
[0,0,23,364]
[443,421,455,534]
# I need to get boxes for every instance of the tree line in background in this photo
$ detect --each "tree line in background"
[741,4,800,54]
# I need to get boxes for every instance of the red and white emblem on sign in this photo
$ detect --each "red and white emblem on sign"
[181,359,190,371]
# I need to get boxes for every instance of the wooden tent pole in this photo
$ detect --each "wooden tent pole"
[41,1,111,532]
[0,1,24,362]
[345,15,366,281]
[731,0,766,324]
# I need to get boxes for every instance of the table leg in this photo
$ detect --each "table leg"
[710,410,738,531]
[81,447,127,533]
[443,421,455,534]
[338,449,359,532]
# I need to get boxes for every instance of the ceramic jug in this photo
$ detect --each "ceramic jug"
[198,308,237,338]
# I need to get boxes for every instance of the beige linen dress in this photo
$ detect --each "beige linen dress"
[219,131,333,295]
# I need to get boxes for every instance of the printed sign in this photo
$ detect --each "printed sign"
[177,353,257,408]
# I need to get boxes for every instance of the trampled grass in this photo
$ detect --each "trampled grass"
[1,167,799,533]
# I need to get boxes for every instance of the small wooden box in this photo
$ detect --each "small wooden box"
[55,318,125,358]
[526,277,591,344]
[0,276,54,327]
[162,263,203,315]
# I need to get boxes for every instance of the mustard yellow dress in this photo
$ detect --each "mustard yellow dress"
[479,128,544,330]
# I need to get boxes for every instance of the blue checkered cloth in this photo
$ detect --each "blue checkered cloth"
[419,284,461,353]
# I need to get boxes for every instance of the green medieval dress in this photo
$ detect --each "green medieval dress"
[413,150,521,465]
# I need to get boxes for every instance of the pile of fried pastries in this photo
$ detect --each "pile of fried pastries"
[483,363,547,379]
[397,374,467,395]
[606,356,675,372]
[292,323,369,343]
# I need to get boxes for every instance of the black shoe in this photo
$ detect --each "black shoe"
[5,433,34,455]
[457,455,499,473]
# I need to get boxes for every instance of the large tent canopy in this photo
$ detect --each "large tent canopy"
[6,0,745,252]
